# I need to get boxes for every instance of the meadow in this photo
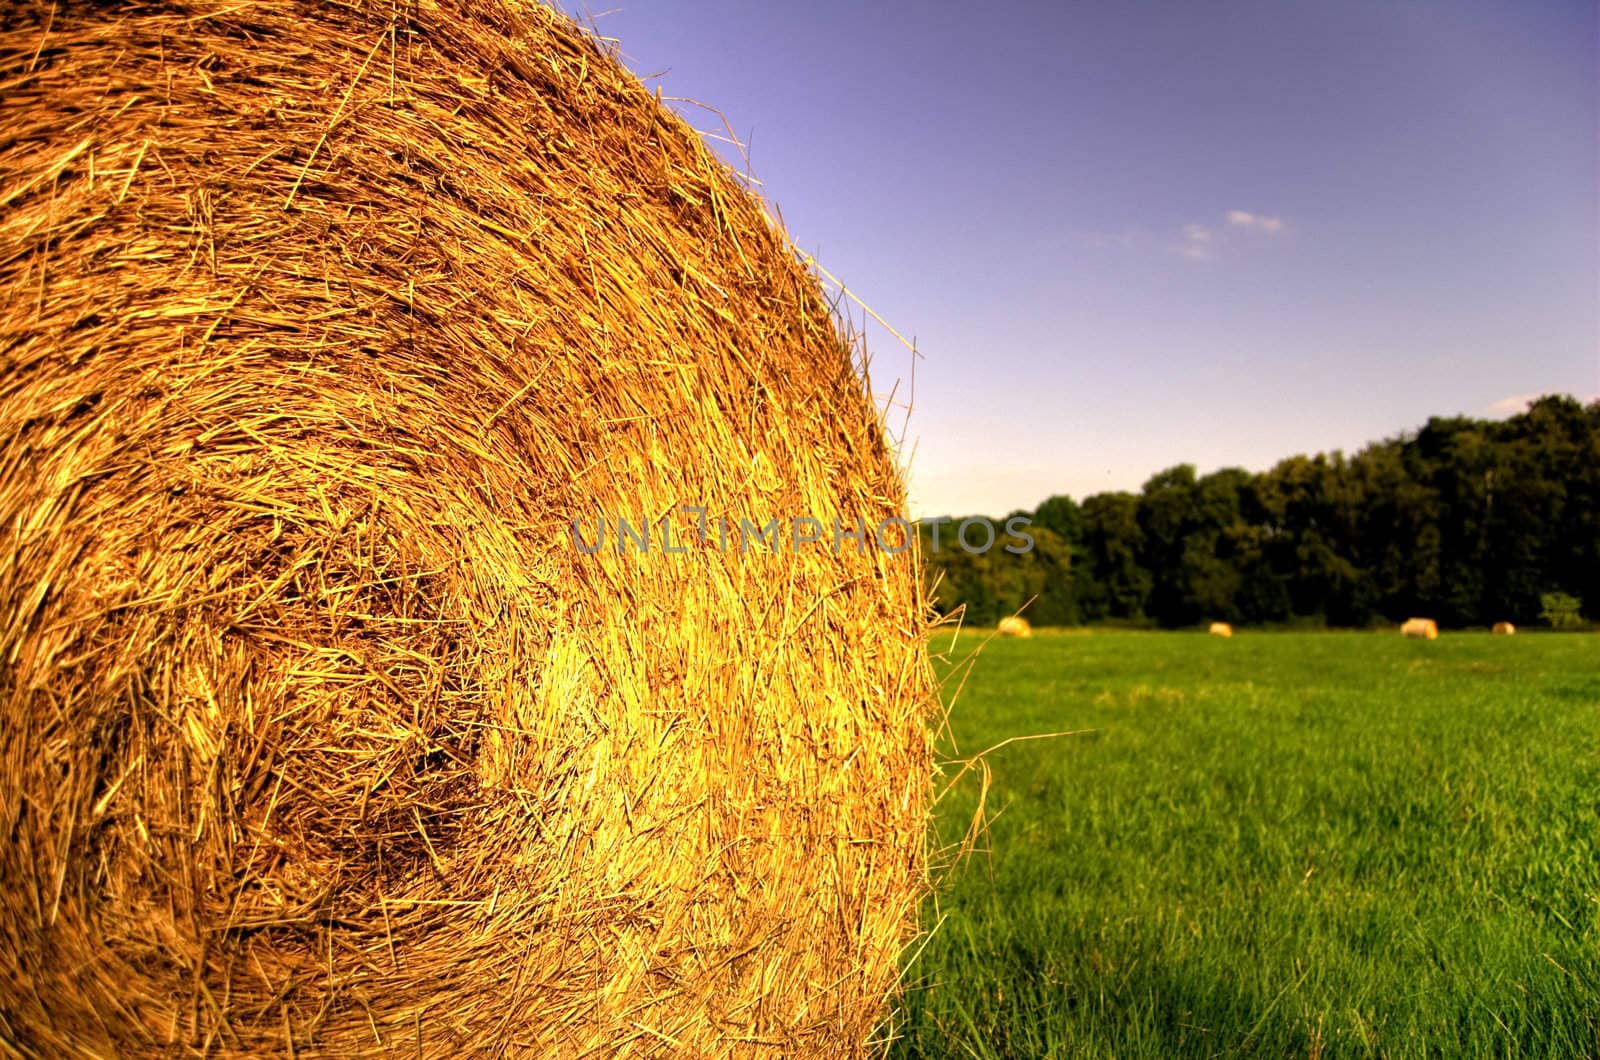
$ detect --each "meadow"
[894,630,1600,1058]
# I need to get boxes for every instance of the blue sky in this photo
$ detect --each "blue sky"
[575,1,1598,517]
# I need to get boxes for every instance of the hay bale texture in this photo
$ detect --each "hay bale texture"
[0,2,934,1055]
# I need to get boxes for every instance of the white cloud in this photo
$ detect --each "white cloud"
[1489,392,1600,416]
[1099,211,1287,262]
[1172,223,1213,260]
[1487,393,1538,415]
[1227,209,1286,233]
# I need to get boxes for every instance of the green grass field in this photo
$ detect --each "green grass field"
[893,630,1599,1059]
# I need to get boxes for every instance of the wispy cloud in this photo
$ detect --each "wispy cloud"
[1227,209,1286,233]
[1487,393,1539,415]
[1088,210,1289,262]
[1173,223,1213,260]
[1167,210,1289,261]
[1489,392,1600,416]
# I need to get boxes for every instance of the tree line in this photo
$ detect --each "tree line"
[921,395,1600,629]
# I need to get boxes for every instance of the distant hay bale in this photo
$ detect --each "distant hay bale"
[997,615,1033,637]
[1401,618,1440,640]
[1492,621,1516,636]
[0,2,934,1056]
[1208,622,1233,638]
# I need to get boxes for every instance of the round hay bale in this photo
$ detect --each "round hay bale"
[1207,621,1233,638]
[996,615,1032,638]
[1401,617,1439,640]
[1492,621,1516,636]
[0,3,934,1055]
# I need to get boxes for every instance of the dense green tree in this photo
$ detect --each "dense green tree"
[920,396,1600,630]
[1033,494,1084,547]
[1136,465,1199,625]
[1078,492,1150,621]
[919,519,1075,627]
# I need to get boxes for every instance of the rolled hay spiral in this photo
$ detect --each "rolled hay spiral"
[0,2,935,1055]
